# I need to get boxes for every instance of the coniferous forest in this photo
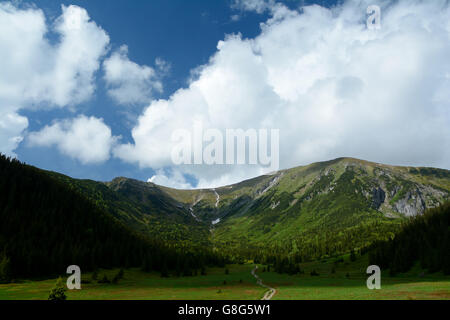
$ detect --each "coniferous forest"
[0,152,449,283]
[0,154,223,281]
[369,203,450,275]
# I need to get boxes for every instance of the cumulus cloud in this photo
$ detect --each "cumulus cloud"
[231,0,276,14]
[155,57,171,75]
[0,3,109,156]
[103,45,163,105]
[148,169,193,189]
[28,115,118,164]
[0,111,28,157]
[114,0,450,188]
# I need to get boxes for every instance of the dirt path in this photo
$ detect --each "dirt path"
[251,265,277,300]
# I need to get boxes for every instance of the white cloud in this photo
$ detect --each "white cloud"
[0,3,109,156]
[103,45,163,105]
[0,111,28,158]
[28,115,118,164]
[148,169,193,189]
[114,0,450,188]
[231,0,276,14]
[230,14,241,22]
[155,57,171,75]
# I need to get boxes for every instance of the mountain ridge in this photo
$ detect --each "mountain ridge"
[8,155,449,263]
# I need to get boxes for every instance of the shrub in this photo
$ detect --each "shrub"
[48,277,67,301]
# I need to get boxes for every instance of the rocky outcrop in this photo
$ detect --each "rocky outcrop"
[393,190,426,217]
[371,187,386,209]
[256,173,283,197]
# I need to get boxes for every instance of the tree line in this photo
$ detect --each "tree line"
[369,202,450,275]
[0,154,225,282]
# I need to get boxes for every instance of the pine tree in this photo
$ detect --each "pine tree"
[48,277,67,301]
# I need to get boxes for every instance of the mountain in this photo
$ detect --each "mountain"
[0,155,222,280]
[54,157,447,261]
[46,173,210,249]
[1,154,449,278]
[159,158,450,259]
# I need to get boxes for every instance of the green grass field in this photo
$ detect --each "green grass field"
[0,264,265,300]
[262,255,450,300]
[1,257,449,300]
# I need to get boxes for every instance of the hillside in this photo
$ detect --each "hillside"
[369,203,450,275]
[160,158,450,260]
[46,173,211,249]
[1,155,449,278]
[0,155,221,280]
[61,157,448,261]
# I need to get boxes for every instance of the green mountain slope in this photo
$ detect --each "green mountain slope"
[369,203,450,274]
[0,155,171,278]
[161,158,449,260]
[47,173,211,248]
[0,154,226,280]
[3,154,448,275]
[46,157,450,262]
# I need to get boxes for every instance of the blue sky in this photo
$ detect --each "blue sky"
[1,0,449,188]
[10,0,338,183]
[15,0,276,182]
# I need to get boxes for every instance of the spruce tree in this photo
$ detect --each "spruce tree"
[48,277,67,301]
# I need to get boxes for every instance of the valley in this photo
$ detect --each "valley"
[1,256,449,300]
[0,154,449,300]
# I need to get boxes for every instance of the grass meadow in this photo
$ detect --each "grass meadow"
[1,256,449,300]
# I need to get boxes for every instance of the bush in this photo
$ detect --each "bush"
[48,277,67,300]
[310,270,319,276]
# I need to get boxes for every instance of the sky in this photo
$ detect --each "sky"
[1,0,449,188]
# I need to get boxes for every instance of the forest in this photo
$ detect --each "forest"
[369,202,450,275]
[0,154,225,282]
[0,153,449,283]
